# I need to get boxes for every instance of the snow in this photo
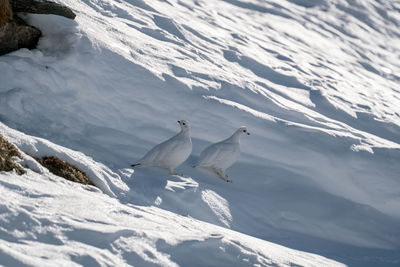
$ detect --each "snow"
[1,0,400,266]
[0,165,343,267]
[201,189,232,227]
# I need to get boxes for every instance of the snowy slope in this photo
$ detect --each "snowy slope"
[1,0,400,266]
[0,173,344,267]
[0,124,344,267]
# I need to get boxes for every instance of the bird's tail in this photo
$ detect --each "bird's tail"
[131,163,141,168]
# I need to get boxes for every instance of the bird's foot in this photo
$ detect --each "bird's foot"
[220,176,232,183]
[168,169,183,176]
[214,169,231,183]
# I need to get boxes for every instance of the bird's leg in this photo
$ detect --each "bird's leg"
[213,168,232,183]
[168,168,182,176]
[168,168,176,175]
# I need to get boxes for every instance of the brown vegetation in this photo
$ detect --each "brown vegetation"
[0,133,24,174]
[0,0,13,25]
[35,156,95,186]
[0,133,95,186]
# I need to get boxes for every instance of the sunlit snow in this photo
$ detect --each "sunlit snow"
[1,0,400,266]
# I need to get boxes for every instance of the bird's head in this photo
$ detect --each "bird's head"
[177,120,190,131]
[238,126,250,135]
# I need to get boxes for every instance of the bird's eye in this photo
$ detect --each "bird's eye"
[243,130,246,132]
[183,123,186,125]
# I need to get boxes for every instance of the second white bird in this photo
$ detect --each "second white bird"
[193,126,250,182]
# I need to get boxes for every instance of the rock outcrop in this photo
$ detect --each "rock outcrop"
[0,15,41,55]
[10,0,76,19]
[0,0,12,25]
[0,0,76,56]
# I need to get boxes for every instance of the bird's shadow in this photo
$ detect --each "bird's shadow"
[126,168,169,205]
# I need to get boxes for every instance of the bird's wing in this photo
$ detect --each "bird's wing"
[197,142,233,167]
[139,135,180,164]
[212,143,239,166]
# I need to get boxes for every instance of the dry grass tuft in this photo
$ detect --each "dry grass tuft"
[1,133,95,187]
[0,0,13,25]
[35,156,95,186]
[0,134,24,174]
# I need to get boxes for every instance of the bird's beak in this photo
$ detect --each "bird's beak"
[177,120,181,124]
[247,132,250,135]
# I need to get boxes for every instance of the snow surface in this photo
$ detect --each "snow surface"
[1,0,400,266]
[0,163,343,267]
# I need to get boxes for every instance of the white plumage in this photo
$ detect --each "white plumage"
[193,126,250,182]
[131,120,192,175]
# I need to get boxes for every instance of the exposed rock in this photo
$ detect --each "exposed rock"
[0,133,25,175]
[10,0,76,19]
[35,156,95,186]
[0,15,41,55]
[0,0,76,56]
[0,0,13,25]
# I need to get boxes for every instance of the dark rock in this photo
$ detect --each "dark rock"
[0,0,13,25]
[0,15,41,55]
[10,0,76,20]
[0,0,76,56]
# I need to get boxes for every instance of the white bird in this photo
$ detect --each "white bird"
[193,126,250,182]
[131,120,192,175]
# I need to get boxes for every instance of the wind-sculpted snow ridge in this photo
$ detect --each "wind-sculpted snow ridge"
[1,0,400,266]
